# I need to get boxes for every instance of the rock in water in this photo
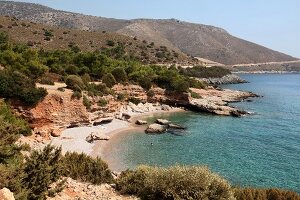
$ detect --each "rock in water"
[168,123,186,130]
[156,119,171,125]
[136,120,147,125]
[0,188,15,200]
[145,124,167,134]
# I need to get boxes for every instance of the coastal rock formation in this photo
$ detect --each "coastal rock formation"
[92,117,114,126]
[15,83,90,138]
[156,119,171,125]
[188,88,258,117]
[0,188,15,200]
[199,74,247,85]
[136,120,147,125]
[145,124,167,134]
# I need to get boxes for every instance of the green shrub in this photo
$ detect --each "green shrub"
[128,97,141,105]
[147,89,155,98]
[106,40,115,47]
[0,70,47,106]
[0,31,8,44]
[117,93,125,101]
[22,145,64,200]
[83,95,91,110]
[190,91,201,99]
[102,73,116,88]
[65,75,86,92]
[117,165,235,200]
[112,67,127,82]
[234,188,300,200]
[71,91,82,100]
[97,98,108,107]
[61,152,113,184]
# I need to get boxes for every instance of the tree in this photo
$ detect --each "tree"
[102,73,116,88]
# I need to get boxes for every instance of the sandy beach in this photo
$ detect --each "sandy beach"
[50,107,185,169]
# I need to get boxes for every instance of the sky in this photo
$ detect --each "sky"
[8,0,300,58]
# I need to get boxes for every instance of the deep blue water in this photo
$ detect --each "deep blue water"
[107,74,300,192]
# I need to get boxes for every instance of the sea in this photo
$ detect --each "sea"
[105,74,300,192]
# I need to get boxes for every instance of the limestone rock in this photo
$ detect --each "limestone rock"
[0,188,15,200]
[156,119,171,125]
[93,117,113,126]
[145,124,167,134]
[136,120,147,125]
[86,132,110,143]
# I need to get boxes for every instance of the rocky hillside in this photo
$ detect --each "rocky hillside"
[0,16,197,65]
[0,1,298,65]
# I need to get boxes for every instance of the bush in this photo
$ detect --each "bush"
[234,188,300,200]
[102,73,116,88]
[128,97,141,105]
[117,165,235,200]
[106,40,115,47]
[65,75,86,92]
[83,95,91,110]
[97,98,108,107]
[0,70,47,106]
[147,90,155,98]
[0,31,8,44]
[61,152,113,184]
[190,91,201,99]
[71,91,82,100]
[112,67,127,82]
[22,145,64,200]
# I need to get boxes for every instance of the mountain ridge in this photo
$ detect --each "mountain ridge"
[0,1,297,65]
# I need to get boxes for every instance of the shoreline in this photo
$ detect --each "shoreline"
[48,107,185,169]
[90,108,185,170]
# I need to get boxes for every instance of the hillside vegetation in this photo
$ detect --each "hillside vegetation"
[0,1,297,65]
[0,16,198,65]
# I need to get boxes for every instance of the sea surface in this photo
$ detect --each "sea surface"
[106,74,300,192]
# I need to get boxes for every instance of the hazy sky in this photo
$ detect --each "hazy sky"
[8,0,300,58]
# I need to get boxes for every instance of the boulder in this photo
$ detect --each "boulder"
[122,113,132,120]
[0,188,15,200]
[156,119,171,125]
[136,120,147,125]
[168,123,186,130]
[86,132,110,143]
[93,117,113,126]
[50,129,61,137]
[145,124,167,134]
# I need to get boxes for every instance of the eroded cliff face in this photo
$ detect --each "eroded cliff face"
[14,83,89,138]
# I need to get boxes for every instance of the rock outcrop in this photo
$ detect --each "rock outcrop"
[199,74,247,85]
[47,177,138,200]
[145,124,167,134]
[136,120,147,125]
[0,188,15,200]
[156,119,171,125]
[188,88,259,117]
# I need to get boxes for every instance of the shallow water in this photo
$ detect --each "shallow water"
[108,74,300,192]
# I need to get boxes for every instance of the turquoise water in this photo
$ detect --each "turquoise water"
[107,74,300,192]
